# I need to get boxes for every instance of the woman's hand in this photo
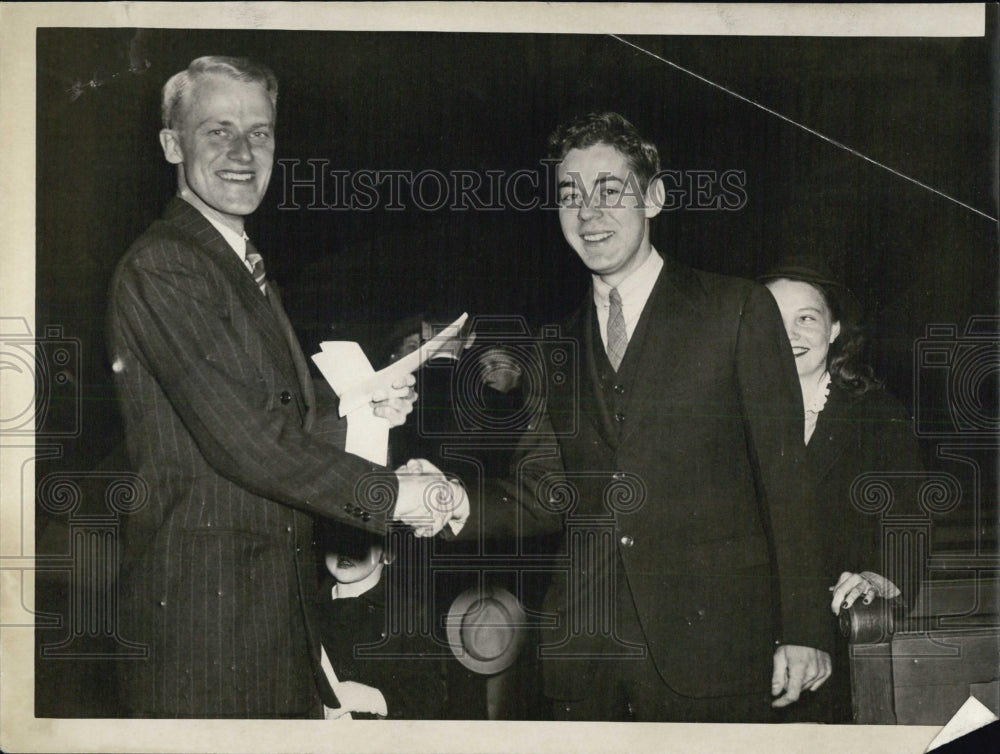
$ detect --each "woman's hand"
[830,571,901,615]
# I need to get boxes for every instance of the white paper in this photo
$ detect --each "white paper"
[334,312,469,417]
[926,695,999,751]
[310,313,469,465]
[311,342,389,465]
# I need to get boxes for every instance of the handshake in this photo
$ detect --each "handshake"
[392,459,470,537]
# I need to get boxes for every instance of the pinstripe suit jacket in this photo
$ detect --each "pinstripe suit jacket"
[107,197,390,717]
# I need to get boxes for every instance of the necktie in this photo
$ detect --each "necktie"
[607,287,627,370]
[245,240,267,295]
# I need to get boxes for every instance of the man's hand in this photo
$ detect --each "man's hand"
[771,644,832,708]
[830,570,901,615]
[393,459,469,537]
[370,374,417,427]
[325,680,387,719]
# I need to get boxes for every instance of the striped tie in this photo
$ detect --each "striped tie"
[607,287,627,370]
[245,241,267,295]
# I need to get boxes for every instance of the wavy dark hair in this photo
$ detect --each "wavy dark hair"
[546,112,661,193]
[813,282,882,398]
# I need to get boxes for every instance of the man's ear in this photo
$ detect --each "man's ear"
[159,129,184,165]
[381,549,395,566]
[644,175,665,220]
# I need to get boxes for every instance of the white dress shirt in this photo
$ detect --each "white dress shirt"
[200,212,255,273]
[592,249,664,352]
[180,195,254,271]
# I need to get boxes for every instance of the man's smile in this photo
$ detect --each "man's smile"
[218,170,255,182]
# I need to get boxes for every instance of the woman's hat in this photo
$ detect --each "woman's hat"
[758,254,862,323]
[446,585,527,675]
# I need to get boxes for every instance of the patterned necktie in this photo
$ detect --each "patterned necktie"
[245,240,267,295]
[607,287,627,370]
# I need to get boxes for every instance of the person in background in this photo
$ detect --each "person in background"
[474,343,527,474]
[311,521,445,720]
[382,315,492,719]
[381,315,425,368]
[463,339,554,720]
[761,254,925,723]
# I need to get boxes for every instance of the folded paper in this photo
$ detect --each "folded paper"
[311,313,469,465]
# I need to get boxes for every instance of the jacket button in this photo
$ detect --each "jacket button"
[620,535,634,547]
[353,506,364,517]
[361,511,371,522]
[279,390,292,405]
[614,384,625,395]
[614,412,625,423]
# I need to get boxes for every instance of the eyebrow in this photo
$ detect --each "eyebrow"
[557,175,625,190]
[195,118,273,130]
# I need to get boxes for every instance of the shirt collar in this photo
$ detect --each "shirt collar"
[180,195,249,260]
[592,248,664,307]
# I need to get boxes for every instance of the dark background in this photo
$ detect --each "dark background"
[34,21,997,716]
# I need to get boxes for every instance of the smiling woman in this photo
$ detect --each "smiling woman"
[765,277,842,412]
[761,255,925,723]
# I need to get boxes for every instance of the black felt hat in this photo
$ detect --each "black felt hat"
[758,254,862,324]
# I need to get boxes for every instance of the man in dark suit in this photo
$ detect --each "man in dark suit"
[107,56,448,718]
[537,111,834,721]
[428,112,834,721]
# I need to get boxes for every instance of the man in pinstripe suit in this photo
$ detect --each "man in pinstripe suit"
[107,56,451,717]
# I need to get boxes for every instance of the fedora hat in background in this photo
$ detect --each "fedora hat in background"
[446,585,527,675]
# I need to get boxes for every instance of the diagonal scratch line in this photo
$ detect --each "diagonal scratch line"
[611,34,996,223]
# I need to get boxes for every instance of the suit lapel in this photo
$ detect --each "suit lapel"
[165,198,312,424]
[616,258,701,447]
[578,298,619,447]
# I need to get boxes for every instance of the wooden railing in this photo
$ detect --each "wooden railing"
[843,577,999,724]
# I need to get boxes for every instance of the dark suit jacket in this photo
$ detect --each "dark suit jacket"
[107,197,393,717]
[537,253,831,704]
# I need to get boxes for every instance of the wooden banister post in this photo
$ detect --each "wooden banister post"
[842,597,898,724]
